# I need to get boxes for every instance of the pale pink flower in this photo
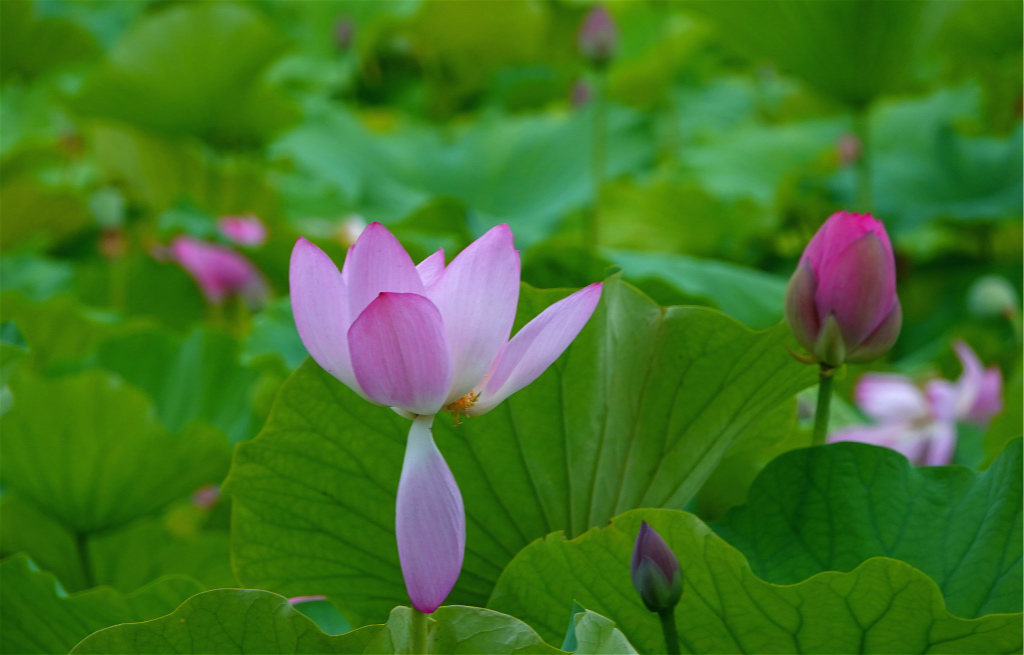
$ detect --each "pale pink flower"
[167,236,268,306]
[217,214,267,247]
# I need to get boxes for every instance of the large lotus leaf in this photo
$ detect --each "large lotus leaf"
[72,3,295,147]
[607,249,787,329]
[71,590,569,655]
[0,554,202,655]
[489,508,1024,654]
[711,440,1023,618]
[225,277,816,626]
[0,0,98,82]
[0,294,114,372]
[681,0,945,108]
[95,327,259,443]
[1,370,231,534]
[270,103,653,247]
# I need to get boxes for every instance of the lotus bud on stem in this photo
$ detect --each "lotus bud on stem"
[632,521,682,655]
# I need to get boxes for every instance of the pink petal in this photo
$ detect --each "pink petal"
[918,421,957,467]
[342,223,425,323]
[813,232,897,348]
[950,340,986,420]
[397,415,465,614]
[854,373,930,423]
[471,282,602,415]
[348,292,452,415]
[828,423,906,450]
[218,215,267,247]
[804,211,893,274]
[925,379,959,423]
[425,225,521,404]
[290,238,364,395]
[170,236,265,305]
[784,260,820,354]
[416,249,446,288]
[967,367,1004,426]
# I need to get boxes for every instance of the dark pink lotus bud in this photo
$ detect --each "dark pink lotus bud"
[785,211,901,366]
[168,236,268,307]
[218,214,267,247]
[631,521,682,613]
[577,5,618,68]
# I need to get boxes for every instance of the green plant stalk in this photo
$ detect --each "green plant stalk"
[854,107,872,212]
[658,608,680,655]
[75,531,95,589]
[811,365,835,447]
[411,608,428,654]
[587,71,607,256]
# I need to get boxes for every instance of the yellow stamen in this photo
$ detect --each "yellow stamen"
[444,391,480,426]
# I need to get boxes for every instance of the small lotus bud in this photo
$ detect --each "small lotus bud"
[967,275,1019,319]
[631,521,682,613]
[577,5,618,68]
[785,211,901,366]
[334,16,355,51]
[191,483,220,511]
[570,78,592,108]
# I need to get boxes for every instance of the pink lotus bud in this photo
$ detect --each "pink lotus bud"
[570,78,592,108]
[217,214,267,247]
[785,211,901,366]
[168,236,268,307]
[577,5,618,68]
[631,521,682,613]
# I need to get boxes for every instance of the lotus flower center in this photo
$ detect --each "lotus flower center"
[444,391,479,426]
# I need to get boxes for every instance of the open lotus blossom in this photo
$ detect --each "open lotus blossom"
[166,236,268,307]
[290,222,602,614]
[218,214,267,247]
[786,211,901,366]
[829,341,1004,466]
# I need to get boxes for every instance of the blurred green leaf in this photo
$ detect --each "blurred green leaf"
[607,249,787,329]
[95,327,259,443]
[0,0,99,82]
[0,554,202,655]
[73,3,296,148]
[489,508,1024,654]
[984,369,1023,468]
[712,440,1023,618]
[225,278,815,625]
[1,370,231,534]
[243,298,307,372]
[0,294,113,371]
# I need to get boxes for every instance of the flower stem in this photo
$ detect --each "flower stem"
[657,608,680,655]
[854,107,872,212]
[75,531,95,589]
[587,71,607,256]
[411,608,429,654]
[812,364,835,447]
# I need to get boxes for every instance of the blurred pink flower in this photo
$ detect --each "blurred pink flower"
[191,483,220,511]
[829,341,1004,466]
[578,5,618,67]
[786,211,901,366]
[167,236,268,306]
[836,133,862,166]
[289,222,602,614]
[570,78,592,108]
[218,214,267,247]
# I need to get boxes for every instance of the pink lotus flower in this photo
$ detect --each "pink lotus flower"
[218,214,267,247]
[290,222,602,613]
[167,236,268,306]
[578,5,618,67]
[785,211,901,366]
[829,341,1004,466]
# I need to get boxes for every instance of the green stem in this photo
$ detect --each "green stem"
[854,107,872,212]
[657,608,680,655]
[411,608,429,655]
[812,365,835,447]
[75,531,95,589]
[587,71,607,256]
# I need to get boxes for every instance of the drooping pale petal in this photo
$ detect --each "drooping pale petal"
[471,282,602,415]
[925,378,959,423]
[854,373,931,424]
[917,421,957,467]
[396,414,465,614]
[813,232,897,348]
[342,222,425,322]
[416,249,446,288]
[967,367,1004,426]
[950,340,987,421]
[828,423,910,456]
[784,260,820,353]
[426,224,521,404]
[348,293,452,415]
[290,238,364,395]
